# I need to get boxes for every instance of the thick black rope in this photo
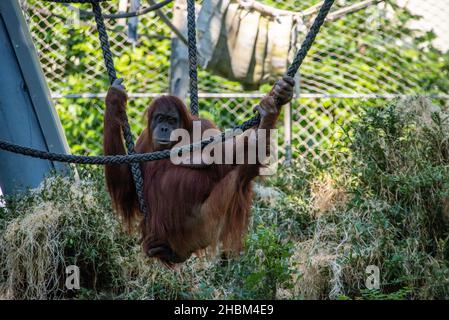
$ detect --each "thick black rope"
[91,1,148,216]
[186,0,199,116]
[0,0,334,165]
[287,0,334,77]
[91,3,116,82]
[0,119,253,164]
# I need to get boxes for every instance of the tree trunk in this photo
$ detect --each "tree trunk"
[169,0,189,99]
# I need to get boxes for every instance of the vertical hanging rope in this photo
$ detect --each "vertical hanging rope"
[186,0,199,116]
[91,2,148,217]
[287,0,334,77]
[91,2,116,82]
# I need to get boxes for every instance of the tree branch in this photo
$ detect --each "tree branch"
[62,0,173,19]
[326,0,384,22]
[236,0,384,22]
[147,0,189,46]
[237,0,299,17]
[302,1,325,16]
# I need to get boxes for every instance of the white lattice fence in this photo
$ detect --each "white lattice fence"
[20,0,449,162]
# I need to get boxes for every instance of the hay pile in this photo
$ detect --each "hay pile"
[3,201,64,299]
[0,177,121,299]
[0,175,223,300]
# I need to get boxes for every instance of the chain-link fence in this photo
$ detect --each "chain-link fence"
[19,0,449,162]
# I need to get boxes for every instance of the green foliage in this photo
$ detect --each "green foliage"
[334,98,449,299]
[23,0,449,157]
[225,224,295,299]
[359,287,411,300]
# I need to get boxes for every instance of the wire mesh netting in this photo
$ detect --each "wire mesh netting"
[19,0,449,162]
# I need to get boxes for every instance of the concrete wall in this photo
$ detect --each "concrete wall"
[0,0,69,195]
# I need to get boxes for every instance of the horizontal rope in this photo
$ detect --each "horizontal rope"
[64,0,173,19]
[44,0,110,3]
[0,115,260,164]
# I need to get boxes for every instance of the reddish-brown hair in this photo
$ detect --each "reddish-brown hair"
[104,90,264,264]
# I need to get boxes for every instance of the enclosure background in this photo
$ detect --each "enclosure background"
[19,0,449,162]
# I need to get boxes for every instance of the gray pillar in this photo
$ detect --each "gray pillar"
[283,102,293,165]
[283,72,301,165]
[0,0,70,195]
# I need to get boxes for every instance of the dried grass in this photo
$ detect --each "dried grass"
[0,178,108,299]
[253,184,283,206]
[310,174,348,217]
[3,202,64,299]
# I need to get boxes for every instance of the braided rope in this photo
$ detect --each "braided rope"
[91,2,148,215]
[65,0,173,19]
[91,3,116,82]
[0,119,254,164]
[186,0,199,116]
[287,0,334,77]
[0,0,334,168]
